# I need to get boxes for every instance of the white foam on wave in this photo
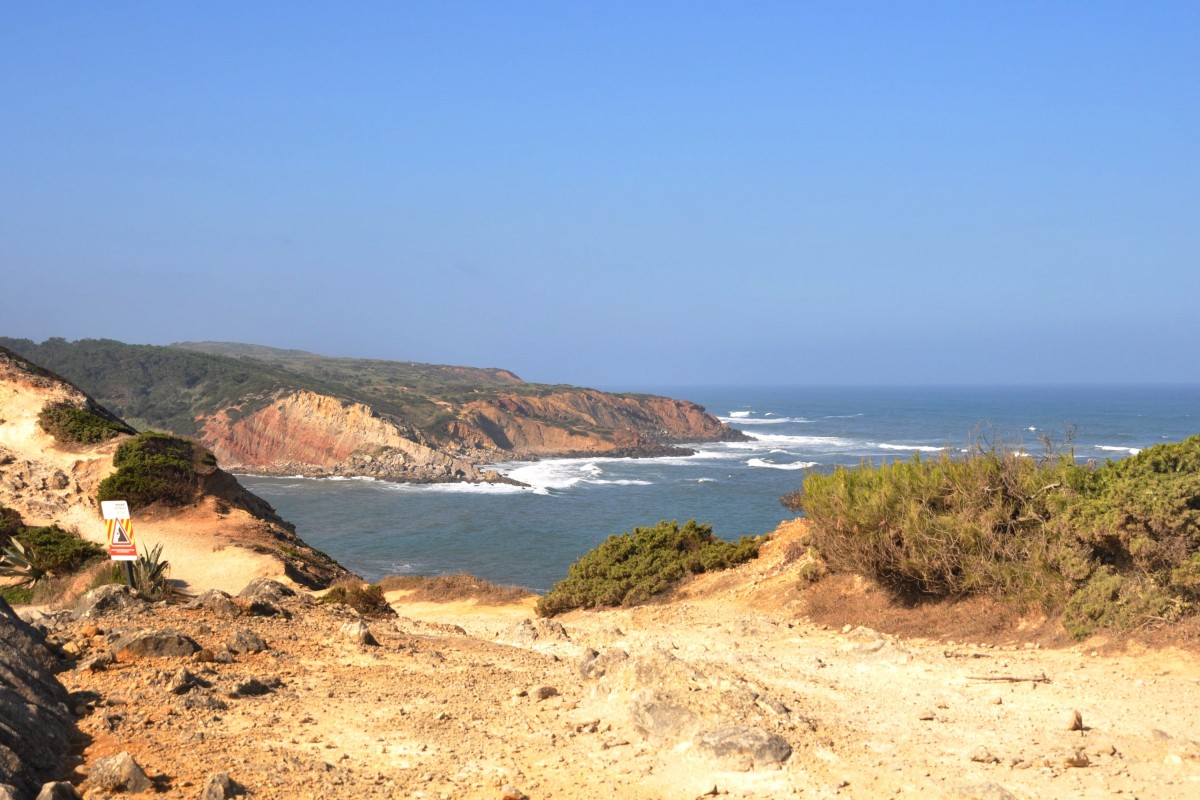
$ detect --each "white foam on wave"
[874,443,947,453]
[590,479,654,486]
[696,477,716,483]
[718,415,808,426]
[379,480,532,495]
[728,410,751,418]
[1096,445,1142,455]
[747,458,817,471]
[727,432,855,449]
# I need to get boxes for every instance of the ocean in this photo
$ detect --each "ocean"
[239,385,1200,593]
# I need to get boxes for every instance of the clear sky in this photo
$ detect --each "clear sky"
[2,2,1196,387]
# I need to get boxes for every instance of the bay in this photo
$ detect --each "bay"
[240,385,1200,593]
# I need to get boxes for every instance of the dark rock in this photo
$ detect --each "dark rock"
[71,585,140,621]
[200,772,244,799]
[230,676,282,697]
[226,630,267,655]
[237,578,295,604]
[84,751,152,793]
[185,590,241,618]
[180,692,229,712]
[0,598,74,800]
[168,668,210,695]
[34,782,82,800]
[242,600,289,618]
[694,726,792,771]
[111,629,199,661]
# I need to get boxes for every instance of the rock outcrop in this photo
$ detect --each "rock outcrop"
[0,599,73,800]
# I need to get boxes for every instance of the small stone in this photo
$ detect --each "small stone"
[500,785,528,800]
[841,624,853,633]
[1063,749,1090,768]
[1068,710,1083,731]
[532,686,558,701]
[918,711,936,721]
[989,696,1003,705]
[969,746,999,764]
[34,782,82,800]
[339,620,379,646]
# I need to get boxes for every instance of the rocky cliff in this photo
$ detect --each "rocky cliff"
[198,390,506,483]
[0,339,748,485]
[0,346,346,592]
[449,389,745,457]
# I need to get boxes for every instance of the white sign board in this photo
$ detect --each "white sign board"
[101,500,130,520]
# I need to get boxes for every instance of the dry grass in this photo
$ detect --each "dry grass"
[378,573,533,605]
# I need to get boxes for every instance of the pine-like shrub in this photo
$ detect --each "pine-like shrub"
[96,432,217,510]
[38,403,134,444]
[535,519,760,617]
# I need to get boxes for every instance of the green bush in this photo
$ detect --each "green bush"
[96,432,216,510]
[37,403,134,444]
[787,433,1200,638]
[1,525,104,588]
[0,505,22,546]
[535,520,760,617]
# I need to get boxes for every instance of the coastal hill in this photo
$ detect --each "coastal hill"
[0,344,345,594]
[0,338,747,483]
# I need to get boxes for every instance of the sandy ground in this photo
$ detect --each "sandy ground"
[33,520,1200,800]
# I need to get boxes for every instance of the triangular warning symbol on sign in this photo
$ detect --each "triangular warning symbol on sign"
[112,520,131,545]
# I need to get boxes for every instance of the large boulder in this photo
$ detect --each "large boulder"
[0,598,74,799]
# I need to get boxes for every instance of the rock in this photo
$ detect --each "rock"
[226,629,268,654]
[504,618,570,647]
[181,692,229,712]
[694,726,792,771]
[500,785,528,800]
[34,783,82,800]
[231,676,282,697]
[969,746,999,764]
[0,598,74,800]
[71,585,141,620]
[76,652,115,672]
[1068,710,1083,731]
[237,578,295,604]
[200,772,244,799]
[338,620,378,646]
[0,784,16,800]
[579,647,628,680]
[85,751,152,793]
[168,668,210,695]
[630,700,702,741]
[1063,749,1090,768]
[111,629,200,661]
[186,590,241,618]
[532,685,558,701]
[949,783,1018,800]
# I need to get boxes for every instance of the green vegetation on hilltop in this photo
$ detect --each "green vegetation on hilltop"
[0,509,105,604]
[536,519,760,617]
[38,403,135,444]
[787,434,1200,638]
[96,432,218,510]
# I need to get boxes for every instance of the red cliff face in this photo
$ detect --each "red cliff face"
[446,389,745,457]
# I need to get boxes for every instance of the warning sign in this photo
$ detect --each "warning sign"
[102,501,138,561]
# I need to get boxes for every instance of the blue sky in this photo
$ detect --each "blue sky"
[2,3,1196,387]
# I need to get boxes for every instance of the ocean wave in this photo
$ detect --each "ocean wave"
[718,415,809,425]
[1096,445,1142,455]
[696,477,716,483]
[590,479,654,486]
[822,413,864,419]
[379,481,532,495]
[874,443,947,453]
[727,433,855,449]
[728,410,751,418]
[747,458,817,470]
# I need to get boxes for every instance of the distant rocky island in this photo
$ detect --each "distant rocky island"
[0,338,748,484]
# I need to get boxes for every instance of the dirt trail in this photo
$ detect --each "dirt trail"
[36,520,1200,799]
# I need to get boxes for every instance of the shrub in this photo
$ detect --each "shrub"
[321,579,393,617]
[535,519,760,617]
[38,403,134,444]
[787,433,1200,638]
[0,505,22,546]
[1,526,104,588]
[96,432,216,510]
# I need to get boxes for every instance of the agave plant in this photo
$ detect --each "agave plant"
[0,538,38,587]
[126,543,189,602]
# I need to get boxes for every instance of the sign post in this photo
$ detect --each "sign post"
[101,500,138,586]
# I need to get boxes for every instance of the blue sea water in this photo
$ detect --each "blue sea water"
[240,385,1200,593]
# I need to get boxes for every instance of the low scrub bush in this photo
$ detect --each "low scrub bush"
[1,525,104,588]
[321,579,393,617]
[787,433,1200,638]
[38,403,134,444]
[535,519,760,617]
[96,432,217,510]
